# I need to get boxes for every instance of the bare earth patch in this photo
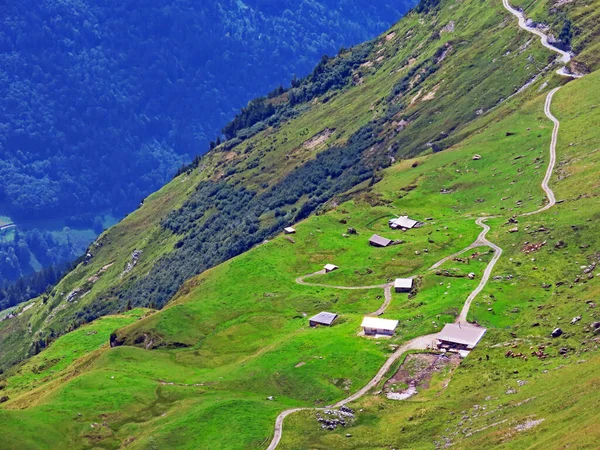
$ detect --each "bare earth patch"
[422,83,441,101]
[410,89,423,105]
[384,353,461,400]
[302,128,336,150]
[515,418,545,432]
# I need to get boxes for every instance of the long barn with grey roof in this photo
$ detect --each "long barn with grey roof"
[369,234,393,247]
[389,216,424,230]
[309,312,338,327]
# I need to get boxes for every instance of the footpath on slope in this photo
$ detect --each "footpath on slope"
[266,2,582,447]
[296,270,393,316]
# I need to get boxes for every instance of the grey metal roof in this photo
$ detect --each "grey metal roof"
[394,278,413,289]
[309,311,338,325]
[369,234,392,246]
[389,216,421,229]
[361,316,399,330]
[437,323,486,348]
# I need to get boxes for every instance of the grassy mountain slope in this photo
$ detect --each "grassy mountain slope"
[1,0,599,448]
[0,0,554,371]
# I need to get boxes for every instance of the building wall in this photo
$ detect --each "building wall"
[363,327,393,336]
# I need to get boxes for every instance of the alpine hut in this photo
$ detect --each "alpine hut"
[324,264,339,273]
[361,317,399,336]
[436,323,486,352]
[369,234,393,247]
[309,312,338,327]
[394,278,414,293]
[284,227,296,234]
[389,216,424,230]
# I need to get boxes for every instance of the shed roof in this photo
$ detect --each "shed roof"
[361,316,399,331]
[309,311,338,325]
[369,234,392,247]
[394,278,414,289]
[284,227,296,233]
[437,323,486,348]
[389,216,420,229]
[324,264,338,271]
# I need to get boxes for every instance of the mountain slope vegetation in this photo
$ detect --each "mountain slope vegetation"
[1,0,599,448]
[0,0,412,220]
[0,0,414,286]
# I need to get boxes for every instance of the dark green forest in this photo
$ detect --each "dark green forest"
[0,0,411,220]
[0,0,415,292]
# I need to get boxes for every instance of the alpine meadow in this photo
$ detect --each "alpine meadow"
[1,0,600,449]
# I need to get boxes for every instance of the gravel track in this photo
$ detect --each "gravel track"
[266,3,583,447]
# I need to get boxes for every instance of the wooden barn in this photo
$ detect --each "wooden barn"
[361,317,399,336]
[436,323,486,353]
[389,216,424,230]
[369,234,392,247]
[309,312,338,327]
[324,264,339,273]
[394,278,414,293]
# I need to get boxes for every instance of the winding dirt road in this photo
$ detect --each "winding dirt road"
[521,87,561,216]
[266,3,582,448]
[502,0,569,65]
[457,218,503,322]
[296,270,393,316]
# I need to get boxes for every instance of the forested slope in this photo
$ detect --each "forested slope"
[0,0,415,288]
[0,0,411,221]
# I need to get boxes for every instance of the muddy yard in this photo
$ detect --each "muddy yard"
[384,353,461,400]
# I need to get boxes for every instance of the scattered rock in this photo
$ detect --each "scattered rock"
[472,154,482,160]
[467,273,475,280]
[122,249,143,276]
[570,316,581,325]
[315,407,355,430]
[522,241,546,253]
[551,328,563,338]
[509,227,519,233]
[347,227,357,235]
[554,240,567,249]
[66,288,82,303]
[515,418,545,432]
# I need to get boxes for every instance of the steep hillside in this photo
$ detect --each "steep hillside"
[1,0,599,448]
[0,0,557,371]
[0,0,415,286]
